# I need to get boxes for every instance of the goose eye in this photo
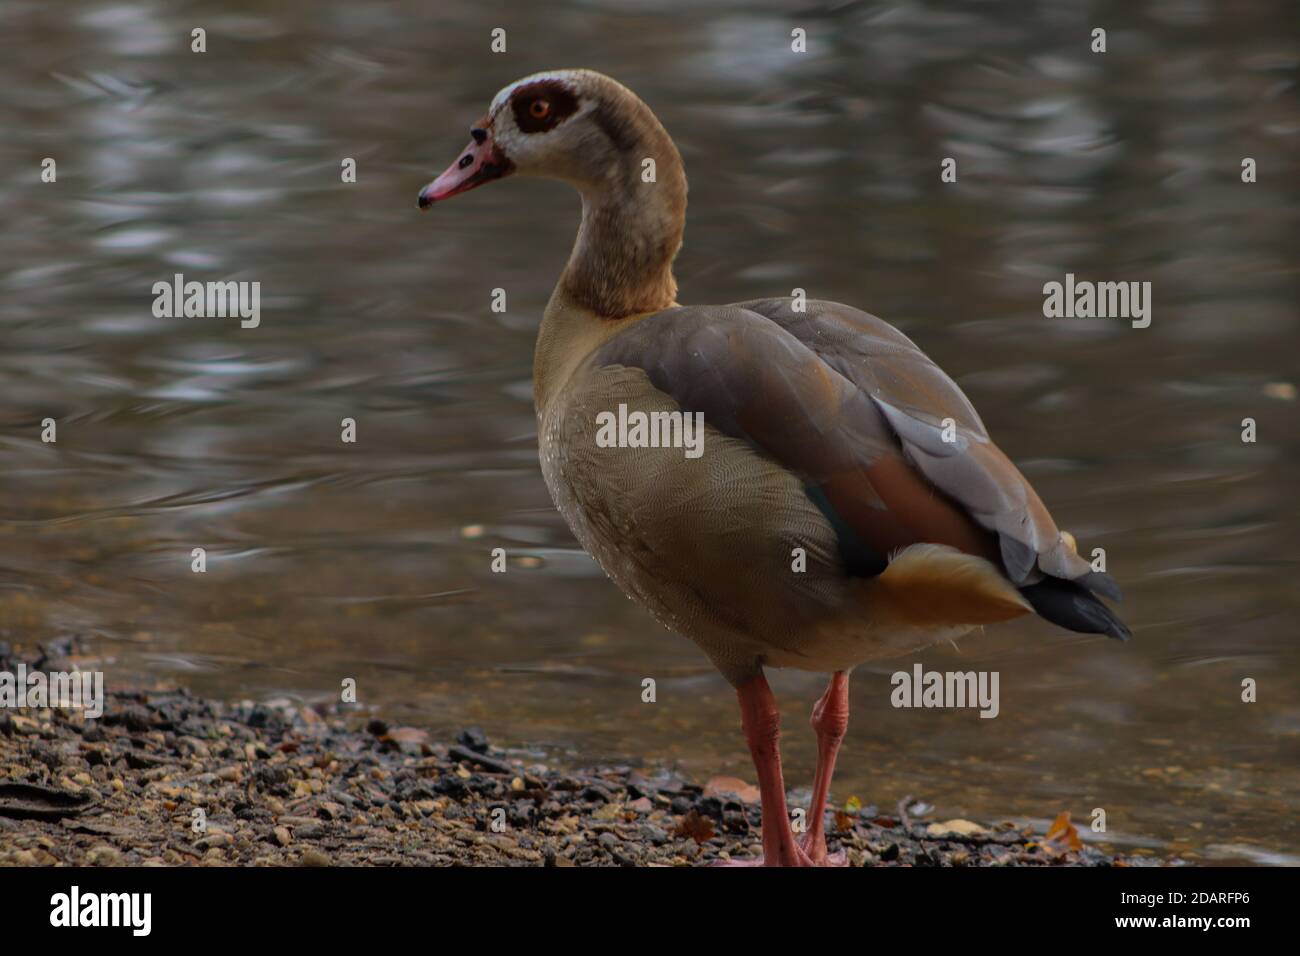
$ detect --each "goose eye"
[528,100,551,120]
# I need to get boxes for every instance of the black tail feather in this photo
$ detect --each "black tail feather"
[1019,577,1131,642]
[1079,569,1123,602]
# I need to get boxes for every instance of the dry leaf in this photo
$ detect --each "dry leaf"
[927,818,989,838]
[1044,811,1083,852]
[674,809,715,845]
[834,795,863,831]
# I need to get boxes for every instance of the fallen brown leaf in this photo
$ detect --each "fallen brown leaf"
[674,809,716,845]
[1044,811,1083,853]
[834,795,863,831]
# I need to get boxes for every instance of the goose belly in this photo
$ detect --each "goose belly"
[536,382,967,679]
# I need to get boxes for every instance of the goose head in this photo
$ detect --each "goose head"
[421,72,585,205]
[418,70,686,320]
[418,69,675,206]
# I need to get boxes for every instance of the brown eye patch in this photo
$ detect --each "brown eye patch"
[511,80,579,133]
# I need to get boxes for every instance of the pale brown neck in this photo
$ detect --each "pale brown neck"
[558,129,686,320]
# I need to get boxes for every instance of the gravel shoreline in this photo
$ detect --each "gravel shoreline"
[1,640,1146,867]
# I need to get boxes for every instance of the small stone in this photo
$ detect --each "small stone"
[10,715,41,736]
[300,849,331,867]
[458,727,489,753]
[273,826,292,847]
[195,832,233,850]
[86,845,122,866]
[121,707,152,733]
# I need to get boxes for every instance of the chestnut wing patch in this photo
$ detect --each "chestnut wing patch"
[591,306,1001,579]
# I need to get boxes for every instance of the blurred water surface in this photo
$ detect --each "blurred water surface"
[1,0,1298,862]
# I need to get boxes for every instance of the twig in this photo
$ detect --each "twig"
[897,794,913,831]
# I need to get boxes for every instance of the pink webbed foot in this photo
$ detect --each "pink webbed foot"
[712,827,847,867]
[714,671,853,867]
[798,671,851,866]
[714,836,846,867]
[713,842,815,867]
[799,832,849,867]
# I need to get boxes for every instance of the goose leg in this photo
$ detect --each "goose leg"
[723,673,813,866]
[801,670,850,865]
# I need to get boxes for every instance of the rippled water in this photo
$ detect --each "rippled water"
[2,0,1297,863]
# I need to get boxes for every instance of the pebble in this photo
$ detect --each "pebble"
[85,845,122,865]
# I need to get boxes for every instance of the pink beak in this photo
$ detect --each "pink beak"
[417,129,514,208]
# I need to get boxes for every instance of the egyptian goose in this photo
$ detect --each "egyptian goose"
[418,69,1129,866]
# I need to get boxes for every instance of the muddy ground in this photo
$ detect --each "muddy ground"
[0,639,1154,867]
